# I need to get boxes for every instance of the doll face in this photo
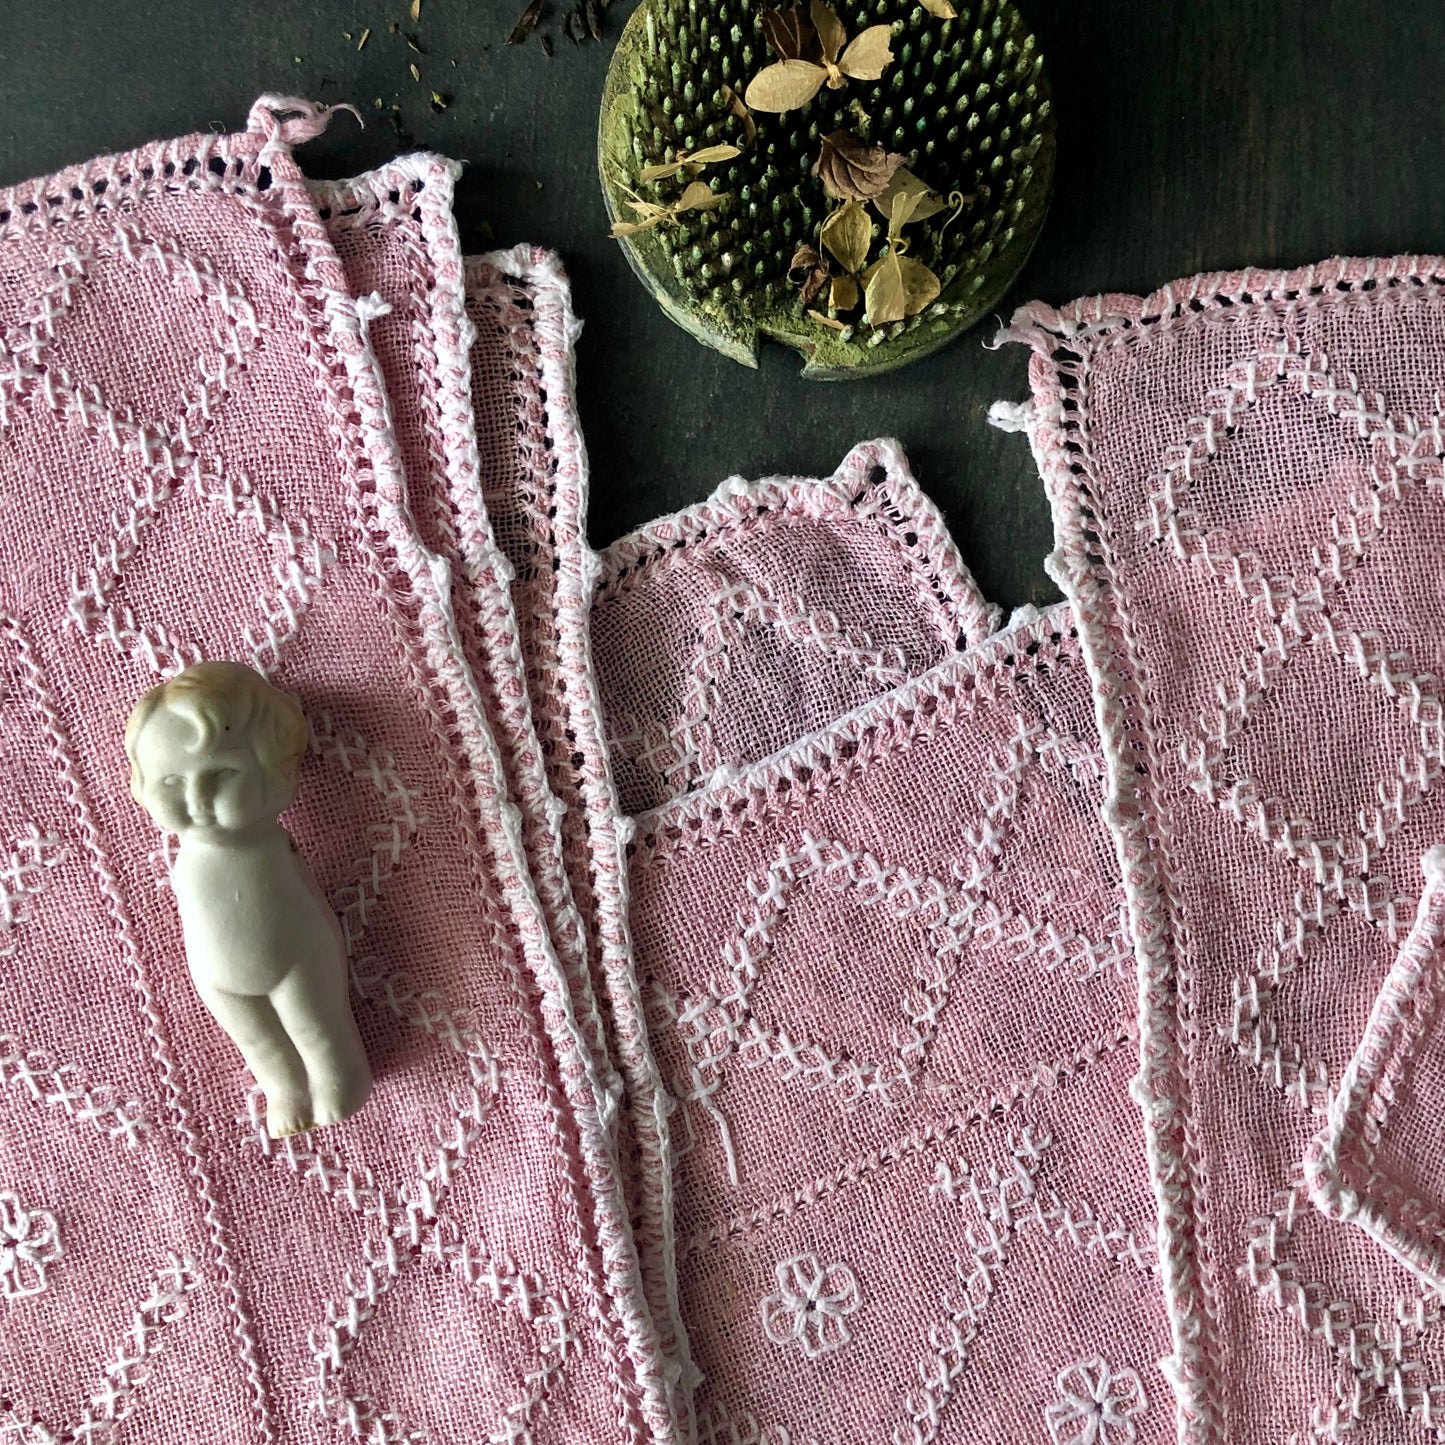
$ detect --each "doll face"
[132,704,290,835]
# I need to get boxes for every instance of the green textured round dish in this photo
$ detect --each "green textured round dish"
[598,0,1055,379]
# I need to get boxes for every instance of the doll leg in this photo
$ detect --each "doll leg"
[270,959,372,1128]
[196,985,314,1138]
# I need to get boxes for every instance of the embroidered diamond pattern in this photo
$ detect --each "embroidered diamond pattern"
[0,220,334,677]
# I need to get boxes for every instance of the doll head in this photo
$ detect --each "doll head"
[125,662,308,835]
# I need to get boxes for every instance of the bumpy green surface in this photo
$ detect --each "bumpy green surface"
[598,0,1054,377]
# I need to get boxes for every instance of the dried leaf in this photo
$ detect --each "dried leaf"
[830,273,860,312]
[820,199,873,275]
[839,24,893,80]
[808,309,848,331]
[744,58,827,113]
[721,83,758,147]
[863,250,941,325]
[813,130,905,201]
[760,6,815,61]
[689,143,742,166]
[610,214,666,237]
[919,0,957,14]
[788,244,830,306]
[411,0,422,18]
[357,26,371,49]
[809,1,846,64]
[874,167,948,224]
[506,0,544,43]
[638,143,740,182]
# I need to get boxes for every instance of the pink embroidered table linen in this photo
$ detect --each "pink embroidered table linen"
[590,451,1172,1445]
[1012,258,1445,1442]
[0,101,661,1445]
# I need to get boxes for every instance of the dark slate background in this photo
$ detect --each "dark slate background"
[3,2,1439,609]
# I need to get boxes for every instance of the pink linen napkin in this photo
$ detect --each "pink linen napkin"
[592,453,1171,1443]
[0,98,657,1444]
[591,440,1001,816]
[1010,257,1445,1441]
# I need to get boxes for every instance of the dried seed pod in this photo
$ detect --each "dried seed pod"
[598,0,1054,378]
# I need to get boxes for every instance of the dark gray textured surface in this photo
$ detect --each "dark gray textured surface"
[3,2,1440,609]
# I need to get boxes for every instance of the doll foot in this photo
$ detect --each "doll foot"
[309,1068,371,1128]
[264,1091,317,1139]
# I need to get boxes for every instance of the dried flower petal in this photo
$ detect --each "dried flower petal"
[745,58,828,112]
[808,309,848,330]
[839,24,894,80]
[678,179,726,213]
[874,167,948,224]
[863,249,941,325]
[820,199,873,275]
[760,5,817,61]
[809,1,847,64]
[813,130,905,201]
[920,0,957,15]
[830,273,861,312]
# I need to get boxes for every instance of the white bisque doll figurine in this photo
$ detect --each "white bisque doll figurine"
[125,661,372,1138]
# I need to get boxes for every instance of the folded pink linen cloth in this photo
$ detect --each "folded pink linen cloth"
[1010,258,1445,1440]
[592,451,1172,1444]
[459,247,697,1430]
[312,158,677,1439]
[0,98,661,1444]
[591,439,1001,815]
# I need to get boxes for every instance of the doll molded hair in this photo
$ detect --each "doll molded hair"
[124,661,309,803]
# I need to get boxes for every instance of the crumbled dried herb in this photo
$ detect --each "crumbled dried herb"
[813,130,904,201]
[357,26,371,49]
[429,90,450,112]
[409,61,421,81]
[506,0,544,44]
[745,2,893,113]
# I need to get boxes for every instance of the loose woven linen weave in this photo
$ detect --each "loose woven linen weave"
[1009,258,1445,1440]
[590,445,1171,1444]
[0,99,665,1444]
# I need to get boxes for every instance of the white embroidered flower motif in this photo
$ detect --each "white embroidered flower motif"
[0,1191,61,1299]
[759,1252,861,1358]
[1045,1356,1146,1445]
